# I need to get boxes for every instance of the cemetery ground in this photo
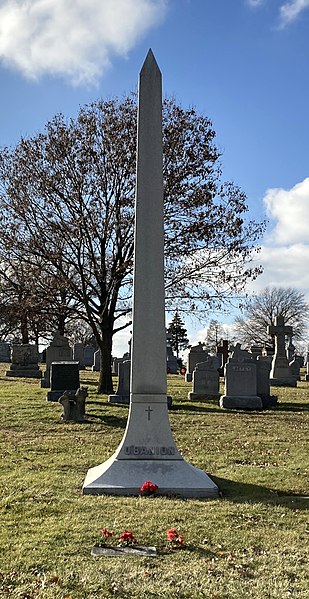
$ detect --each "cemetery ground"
[0,365,308,599]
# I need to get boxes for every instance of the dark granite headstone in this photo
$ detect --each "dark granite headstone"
[47,361,80,402]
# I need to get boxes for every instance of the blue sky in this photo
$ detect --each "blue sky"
[0,0,308,353]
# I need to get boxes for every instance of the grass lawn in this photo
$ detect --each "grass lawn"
[0,364,308,599]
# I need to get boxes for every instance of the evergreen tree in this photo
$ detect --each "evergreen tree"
[167,311,190,358]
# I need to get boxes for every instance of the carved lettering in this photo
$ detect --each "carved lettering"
[123,445,176,456]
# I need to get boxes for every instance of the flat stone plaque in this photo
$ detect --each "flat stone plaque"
[91,545,157,557]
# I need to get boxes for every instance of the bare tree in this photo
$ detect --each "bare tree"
[0,95,265,393]
[234,287,309,349]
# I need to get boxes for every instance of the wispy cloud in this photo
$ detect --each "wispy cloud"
[246,0,265,7]
[279,0,309,26]
[0,0,167,85]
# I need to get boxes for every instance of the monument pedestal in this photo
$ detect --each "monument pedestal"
[83,395,218,498]
[219,395,263,410]
[83,456,218,498]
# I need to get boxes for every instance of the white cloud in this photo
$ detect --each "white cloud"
[279,0,309,26]
[263,178,309,245]
[0,0,167,84]
[250,243,309,292]
[246,0,264,7]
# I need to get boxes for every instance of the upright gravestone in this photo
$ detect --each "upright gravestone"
[41,331,72,388]
[0,342,11,362]
[268,316,296,387]
[256,356,277,408]
[6,344,42,378]
[185,343,208,382]
[84,345,95,367]
[166,343,178,374]
[108,360,131,405]
[73,343,85,369]
[92,349,101,372]
[305,361,309,382]
[216,340,229,376]
[219,344,262,410]
[82,50,218,498]
[47,361,80,402]
[188,354,220,401]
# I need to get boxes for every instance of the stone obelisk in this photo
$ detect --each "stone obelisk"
[82,50,218,498]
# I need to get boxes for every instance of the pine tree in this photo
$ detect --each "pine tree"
[167,311,190,358]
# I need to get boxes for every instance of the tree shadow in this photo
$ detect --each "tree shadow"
[212,476,309,510]
[277,402,309,412]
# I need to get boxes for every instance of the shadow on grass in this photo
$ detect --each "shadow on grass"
[171,402,222,414]
[277,402,309,412]
[83,413,127,428]
[213,476,309,510]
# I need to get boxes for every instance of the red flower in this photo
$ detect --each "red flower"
[140,480,158,495]
[101,527,114,538]
[119,530,135,545]
[166,528,184,547]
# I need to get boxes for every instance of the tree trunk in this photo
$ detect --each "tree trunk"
[97,321,114,394]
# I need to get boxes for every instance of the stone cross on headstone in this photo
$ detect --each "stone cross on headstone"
[82,50,218,498]
[267,316,296,387]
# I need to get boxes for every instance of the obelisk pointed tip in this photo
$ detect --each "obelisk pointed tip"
[140,48,161,76]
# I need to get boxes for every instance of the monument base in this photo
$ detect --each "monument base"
[5,369,42,378]
[269,378,297,387]
[82,454,219,498]
[219,395,263,410]
[188,392,220,401]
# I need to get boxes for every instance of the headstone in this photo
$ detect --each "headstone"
[256,356,277,408]
[267,316,296,387]
[289,357,301,382]
[84,345,95,367]
[73,343,85,369]
[41,331,72,388]
[0,342,11,362]
[112,357,123,376]
[5,344,42,378]
[82,50,218,498]
[92,349,101,372]
[188,355,220,401]
[185,342,208,382]
[108,360,131,405]
[216,339,229,376]
[59,386,88,422]
[286,335,295,362]
[46,361,80,402]
[166,343,178,374]
[219,344,262,410]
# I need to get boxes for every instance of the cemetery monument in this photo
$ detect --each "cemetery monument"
[82,50,218,498]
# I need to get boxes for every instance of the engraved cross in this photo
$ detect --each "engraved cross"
[145,406,153,421]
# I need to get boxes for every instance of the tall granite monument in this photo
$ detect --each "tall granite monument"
[82,50,218,498]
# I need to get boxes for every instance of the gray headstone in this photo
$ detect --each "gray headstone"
[268,316,296,387]
[82,50,218,498]
[0,342,11,362]
[5,344,42,379]
[41,331,72,388]
[73,343,85,369]
[84,345,95,367]
[108,360,131,405]
[219,345,263,410]
[188,355,220,400]
[185,343,208,382]
[92,349,101,372]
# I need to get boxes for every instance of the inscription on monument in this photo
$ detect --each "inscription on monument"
[124,445,176,456]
